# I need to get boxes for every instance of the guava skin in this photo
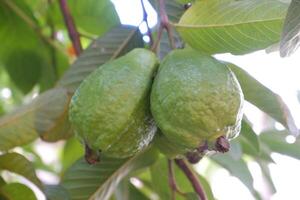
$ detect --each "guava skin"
[151,49,244,155]
[69,48,158,158]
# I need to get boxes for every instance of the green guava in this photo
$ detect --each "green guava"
[151,49,244,158]
[69,48,158,162]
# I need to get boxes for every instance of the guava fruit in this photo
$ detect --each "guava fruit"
[69,48,158,162]
[151,49,244,159]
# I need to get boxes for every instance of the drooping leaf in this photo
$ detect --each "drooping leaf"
[226,62,298,136]
[150,158,215,200]
[257,161,276,195]
[0,153,42,189]
[0,88,71,150]
[176,0,288,55]
[34,88,72,142]
[280,0,300,57]
[61,147,158,200]
[260,130,300,160]
[44,184,70,200]
[58,25,144,92]
[211,154,261,199]
[0,183,37,200]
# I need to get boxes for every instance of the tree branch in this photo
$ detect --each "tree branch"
[175,159,207,200]
[140,0,153,45]
[59,0,82,56]
[151,0,175,52]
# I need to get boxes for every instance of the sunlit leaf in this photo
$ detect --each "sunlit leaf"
[69,0,119,35]
[62,148,158,200]
[226,62,298,136]
[58,25,144,92]
[280,0,300,57]
[0,153,42,189]
[0,183,37,200]
[176,0,288,55]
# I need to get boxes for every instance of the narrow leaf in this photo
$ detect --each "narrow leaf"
[226,62,298,136]
[239,119,260,153]
[61,148,158,200]
[0,183,37,200]
[211,154,260,199]
[58,25,144,92]
[280,0,300,57]
[0,153,42,189]
[176,0,288,55]
[260,130,300,159]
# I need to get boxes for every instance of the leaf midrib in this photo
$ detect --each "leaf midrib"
[174,18,283,29]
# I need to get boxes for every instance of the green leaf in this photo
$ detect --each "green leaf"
[280,0,300,56]
[61,147,158,200]
[115,180,150,200]
[0,177,5,187]
[0,0,55,93]
[226,62,298,136]
[58,25,144,92]
[0,153,42,189]
[150,158,215,200]
[260,130,300,159]
[239,119,260,153]
[61,137,84,173]
[0,88,71,150]
[44,184,70,200]
[0,183,37,200]
[211,154,260,199]
[69,0,119,35]
[176,0,288,55]
[34,88,72,142]
[257,161,276,195]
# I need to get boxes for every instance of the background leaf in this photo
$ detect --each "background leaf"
[61,148,158,200]
[0,88,71,150]
[280,0,300,57]
[0,153,42,189]
[44,184,70,200]
[58,25,144,92]
[211,154,261,199]
[176,0,288,55]
[226,62,298,136]
[0,183,37,200]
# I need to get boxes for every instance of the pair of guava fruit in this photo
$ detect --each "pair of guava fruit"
[68,48,244,164]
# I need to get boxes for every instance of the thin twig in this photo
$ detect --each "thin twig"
[175,159,207,200]
[2,0,67,56]
[47,0,58,78]
[168,159,184,199]
[140,0,153,45]
[59,0,82,56]
[151,0,175,52]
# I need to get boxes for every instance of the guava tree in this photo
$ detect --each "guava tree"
[0,0,299,200]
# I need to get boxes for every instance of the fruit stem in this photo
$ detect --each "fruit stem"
[168,159,184,199]
[151,0,176,52]
[58,0,82,56]
[175,159,207,200]
[84,143,100,165]
[140,0,153,46]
